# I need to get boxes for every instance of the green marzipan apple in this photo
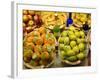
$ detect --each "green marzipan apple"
[58,37,64,43]
[69,34,76,40]
[64,37,69,45]
[75,31,81,38]
[77,38,85,44]
[63,45,71,51]
[68,30,74,36]
[66,49,76,56]
[60,50,66,59]
[70,41,77,48]
[67,56,77,62]
[59,44,65,50]
[80,31,85,38]
[78,43,85,51]
[73,45,79,53]
[61,31,68,37]
[77,52,85,60]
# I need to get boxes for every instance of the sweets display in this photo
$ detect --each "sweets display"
[59,26,89,65]
[23,10,91,69]
[41,12,67,29]
[23,28,56,68]
[72,13,91,29]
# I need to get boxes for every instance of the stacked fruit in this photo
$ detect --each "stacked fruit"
[23,27,56,67]
[41,12,67,29]
[72,13,91,28]
[58,26,87,63]
[23,10,90,68]
[23,10,43,37]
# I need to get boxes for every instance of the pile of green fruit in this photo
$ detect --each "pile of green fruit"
[58,26,87,63]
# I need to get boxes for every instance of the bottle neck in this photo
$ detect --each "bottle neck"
[69,13,72,19]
